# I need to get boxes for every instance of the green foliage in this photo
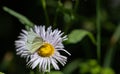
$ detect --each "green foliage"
[79,59,115,74]
[101,68,115,74]
[50,71,63,74]
[67,29,96,44]
[0,72,4,74]
[79,59,101,74]
[63,59,80,74]
[3,6,34,30]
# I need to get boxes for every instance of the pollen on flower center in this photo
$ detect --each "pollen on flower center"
[37,43,55,57]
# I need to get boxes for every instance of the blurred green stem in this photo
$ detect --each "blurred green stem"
[41,0,50,26]
[104,24,120,67]
[64,22,71,34]
[42,72,49,74]
[30,70,34,74]
[74,0,79,12]
[45,72,50,74]
[96,0,101,62]
[103,46,116,67]
[53,7,59,28]
[3,6,34,30]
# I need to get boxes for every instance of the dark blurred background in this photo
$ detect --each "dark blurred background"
[0,0,120,74]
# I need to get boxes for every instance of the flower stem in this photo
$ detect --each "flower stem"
[74,0,79,12]
[41,0,50,26]
[104,24,120,67]
[46,72,50,74]
[42,72,50,74]
[53,6,59,28]
[103,46,116,67]
[96,0,101,62]
[30,70,34,74]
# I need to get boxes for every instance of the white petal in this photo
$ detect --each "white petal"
[31,58,40,69]
[56,49,71,55]
[51,58,59,70]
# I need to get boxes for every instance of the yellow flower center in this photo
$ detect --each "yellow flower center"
[37,43,55,57]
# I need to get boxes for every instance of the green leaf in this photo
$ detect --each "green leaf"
[0,72,4,74]
[67,29,96,44]
[79,59,101,74]
[101,68,115,74]
[87,59,98,67]
[79,62,89,73]
[3,6,34,29]
[90,65,101,74]
[50,71,63,74]
[63,59,80,74]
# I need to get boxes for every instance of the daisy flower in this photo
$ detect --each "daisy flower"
[15,25,71,72]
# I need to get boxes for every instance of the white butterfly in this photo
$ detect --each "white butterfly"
[26,30,44,54]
